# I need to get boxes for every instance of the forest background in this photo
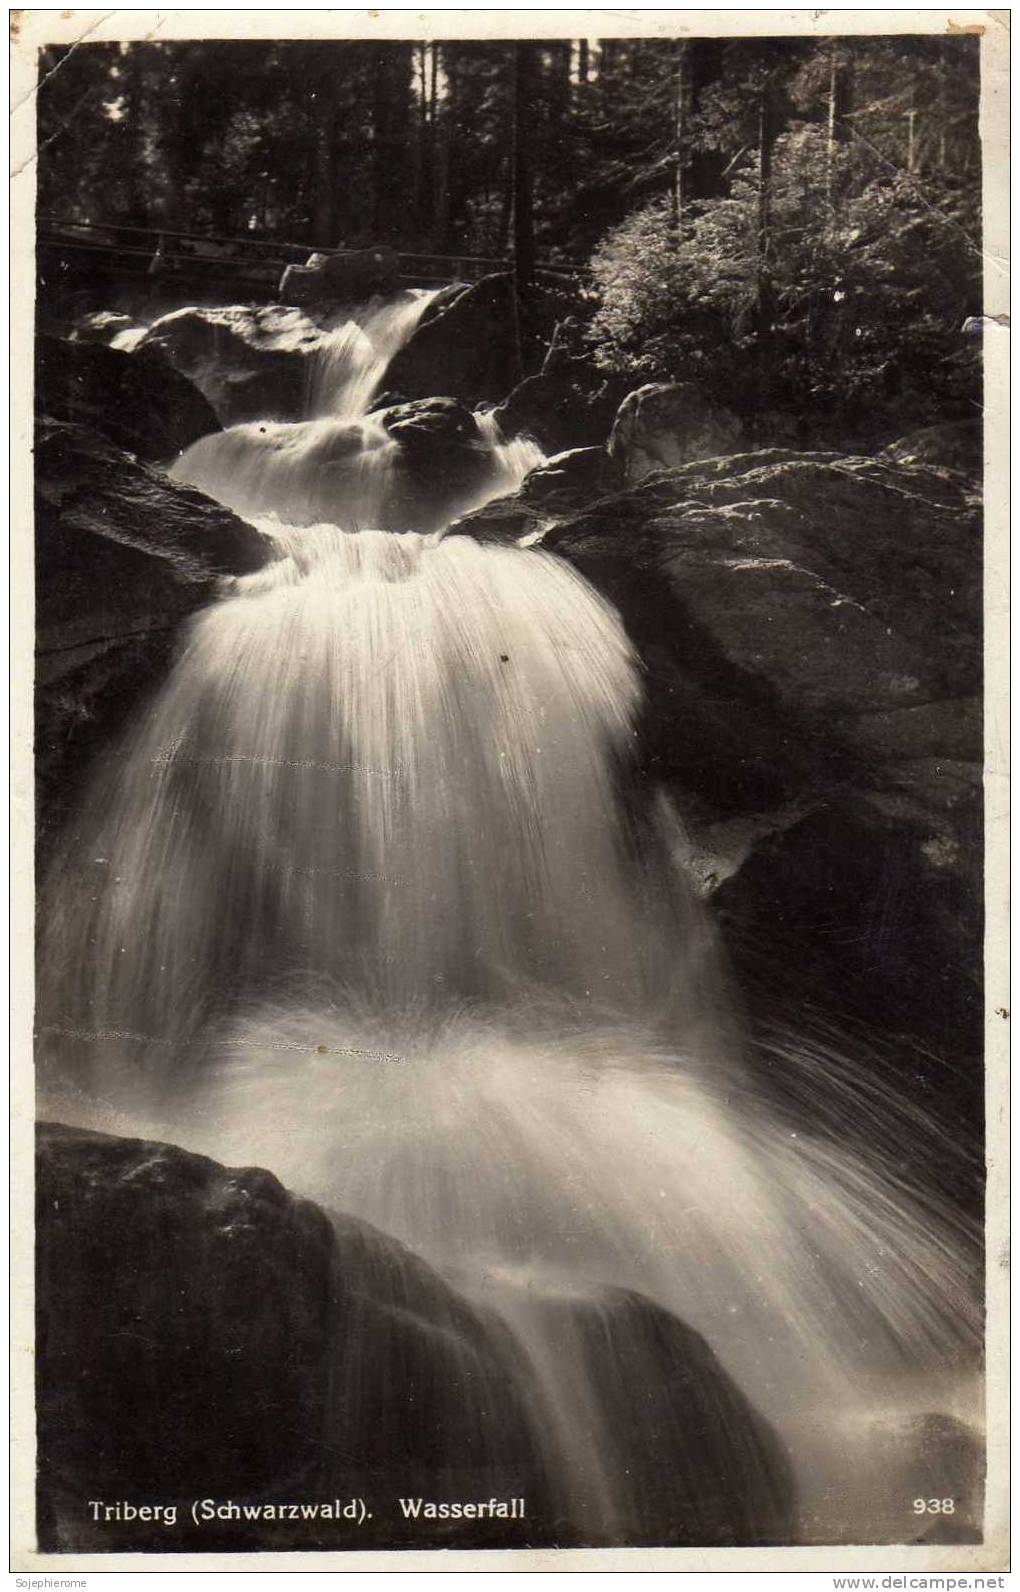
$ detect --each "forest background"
[36,34,982,445]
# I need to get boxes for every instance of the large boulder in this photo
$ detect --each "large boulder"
[34,419,269,850]
[134,304,335,426]
[36,1125,793,1551]
[448,445,608,543]
[36,334,220,462]
[608,381,745,483]
[517,1287,794,1547]
[385,274,521,404]
[451,449,983,1116]
[280,246,401,305]
[494,325,634,454]
[35,1123,548,1553]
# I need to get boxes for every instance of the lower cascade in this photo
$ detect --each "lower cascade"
[37,294,982,1548]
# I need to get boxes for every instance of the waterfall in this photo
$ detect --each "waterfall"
[168,296,545,535]
[308,290,440,419]
[37,294,982,1547]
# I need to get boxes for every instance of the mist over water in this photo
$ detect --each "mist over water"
[38,294,983,1545]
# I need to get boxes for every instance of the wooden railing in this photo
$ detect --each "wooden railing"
[36,217,583,289]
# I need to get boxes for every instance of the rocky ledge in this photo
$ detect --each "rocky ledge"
[450,441,983,1151]
[34,418,269,851]
[36,1122,794,1552]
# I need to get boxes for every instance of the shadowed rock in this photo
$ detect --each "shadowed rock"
[450,447,983,1123]
[280,246,401,305]
[608,381,745,484]
[35,1123,551,1553]
[883,420,982,480]
[36,1124,798,1553]
[385,275,520,404]
[34,419,270,850]
[134,304,333,425]
[36,334,220,463]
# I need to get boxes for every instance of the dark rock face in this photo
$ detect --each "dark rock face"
[378,393,481,453]
[494,352,633,455]
[374,396,508,532]
[34,420,269,850]
[385,275,520,404]
[134,304,330,426]
[608,381,745,484]
[36,334,221,463]
[525,1287,795,1547]
[35,1123,552,1552]
[451,449,983,1135]
[883,420,982,480]
[36,1123,339,1551]
[36,1123,795,1552]
[450,445,610,543]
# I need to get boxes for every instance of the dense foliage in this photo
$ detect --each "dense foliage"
[36,34,982,441]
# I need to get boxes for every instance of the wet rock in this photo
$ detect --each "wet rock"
[385,274,520,404]
[36,334,220,463]
[379,394,482,454]
[134,304,331,426]
[449,446,609,544]
[36,1122,337,1550]
[36,1122,797,1552]
[452,448,983,1100]
[35,1123,548,1552]
[524,1285,795,1547]
[608,381,745,484]
[69,309,138,346]
[34,419,269,850]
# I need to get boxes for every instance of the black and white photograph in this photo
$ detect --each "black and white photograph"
[12,7,1008,1572]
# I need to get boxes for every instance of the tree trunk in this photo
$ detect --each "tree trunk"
[496,154,513,256]
[511,42,538,378]
[433,45,452,247]
[671,40,688,236]
[415,43,430,225]
[754,69,780,399]
[825,43,853,209]
[512,44,536,284]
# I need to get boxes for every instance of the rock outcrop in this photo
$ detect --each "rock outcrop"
[385,274,521,404]
[607,381,745,484]
[36,1124,792,1551]
[134,304,334,426]
[36,333,220,463]
[494,338,633,455]
[450,448,983,1121]
[883,420,982,480]
[35,1122,550,1552]
[34,419,269,850]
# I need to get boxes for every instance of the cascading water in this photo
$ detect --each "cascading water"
[308,291,441,419]
[169,295,544,536]
[38,294,983,1547]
